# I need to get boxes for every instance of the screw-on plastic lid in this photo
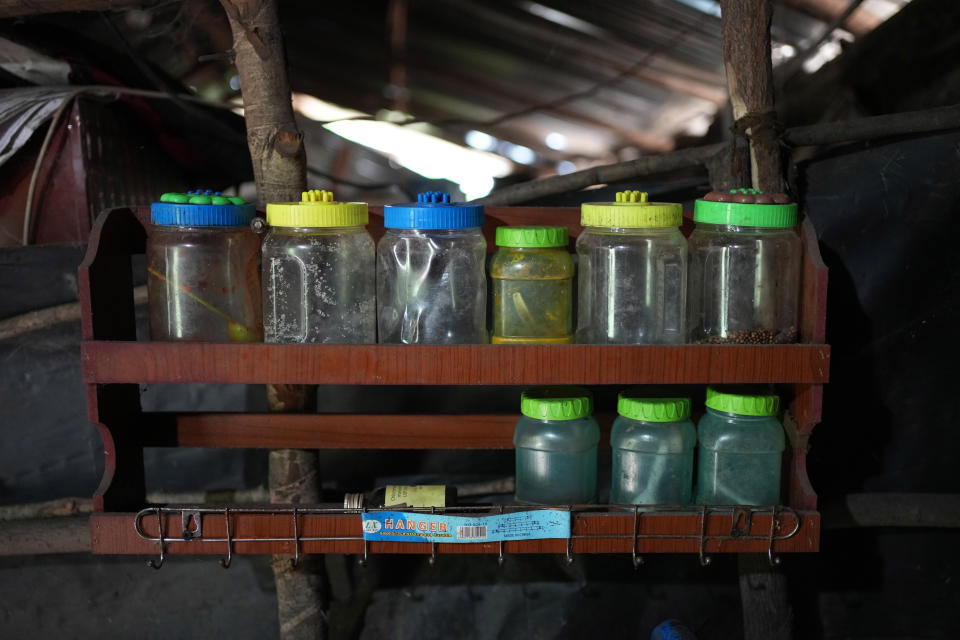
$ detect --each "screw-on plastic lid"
[384,191,484,229]
[617,394,691,422]
[581,190,682,228]
[705,387,780,416]
[266,190,368,227]
[694,189,798,228]
[520,387,593,421]
[151,190,254,227]
[495,226,568,248]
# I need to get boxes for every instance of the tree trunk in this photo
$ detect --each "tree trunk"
[721,0,784,193]
[218,1,322,638]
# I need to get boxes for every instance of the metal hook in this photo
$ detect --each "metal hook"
[147,509,165,570]
[564,506,574,565]
[698,505,712,567]
[497,505,505,567]
[219,507,232,568]
[631,505,644,569]
[767,505,782,567]
[290,508,300,569]
[358,507,369,567]
[428,506,437,566]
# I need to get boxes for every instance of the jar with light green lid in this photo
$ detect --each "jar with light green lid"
[491,226,574,344]
[610,394,696,504]
[688,188,801,344]
[577,190,687,344]
[514,387,599,504]
[695,387,785,505]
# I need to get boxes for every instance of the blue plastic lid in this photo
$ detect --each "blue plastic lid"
[383,191,484,229]
[151,190,255,227]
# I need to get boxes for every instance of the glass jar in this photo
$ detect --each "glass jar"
[491,226,574,344]
[695,387,785,505]
[688,189,801,344]
[514,387,600,504]
[610,394,695,505]
[576,190,687,344]
[377,191,487,344]
[146,190,261,342]
[262,190,375,344]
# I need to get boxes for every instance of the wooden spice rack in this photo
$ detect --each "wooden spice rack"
[80,206,828,562]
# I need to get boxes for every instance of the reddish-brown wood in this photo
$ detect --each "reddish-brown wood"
[91,509,819,556]
[83,342,830,385]
[142,412,618,449]
[799,217,828,344]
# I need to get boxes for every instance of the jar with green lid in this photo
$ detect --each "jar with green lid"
[514,387,600,504]
[688,189,801,344]
[610,393,696,505]
[577,191,687,344]
[491,226,574,344]
[263,190,374,344]
[695,387,786,505]
[147,190,262,343]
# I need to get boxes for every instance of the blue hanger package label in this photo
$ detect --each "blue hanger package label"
[360,509,571,543]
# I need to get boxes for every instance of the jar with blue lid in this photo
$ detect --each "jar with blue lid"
[377,191,487,344]
[146,190,262,342]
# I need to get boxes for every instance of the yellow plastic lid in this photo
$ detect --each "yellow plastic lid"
[266,190,368,227]
[581,190,682,228]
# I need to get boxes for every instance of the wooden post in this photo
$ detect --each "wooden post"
[720,1,792,638]
[217,1,324,638]
[721,0,784,193]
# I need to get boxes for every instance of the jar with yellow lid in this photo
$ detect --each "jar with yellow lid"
[262,190,375,344]
[490,226,574,344]
[576,191,687,344]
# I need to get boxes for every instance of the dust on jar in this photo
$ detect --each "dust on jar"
[688,189,801,344]
[514,387,600,505]
[576,191,687,344]
[146,190,261,343]
[377,191,487,344]
[262,190,374,345]
[694,387,785,506]
[610,394,696,505]
[490,226,574,344]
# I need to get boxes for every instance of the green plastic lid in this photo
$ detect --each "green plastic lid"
[495,226,568,248]
[705,387,780,416]
[694,189,797,228]
[617,394,691,422]
[521,387,593,421]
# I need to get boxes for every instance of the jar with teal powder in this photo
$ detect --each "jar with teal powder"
[610,393,696,505]
[695,387,786,505]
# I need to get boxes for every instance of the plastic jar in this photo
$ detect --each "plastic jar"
[491,226,574,344]
[377,191,487,344]
[262,190,375,344]
[695,387,785,505]
[514,387,600,504]
[610,394,696,505]
[688,189,801,344]
[576,191,687,344]
[146,190,261,342]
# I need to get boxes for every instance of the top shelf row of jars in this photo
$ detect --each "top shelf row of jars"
[146,188,803,348]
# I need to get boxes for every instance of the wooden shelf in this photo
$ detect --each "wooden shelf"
[84,342,830,386]
[77,206,830,554]
[91,506,819,557]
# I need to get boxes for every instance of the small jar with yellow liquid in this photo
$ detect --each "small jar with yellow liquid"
[490,226,574,344]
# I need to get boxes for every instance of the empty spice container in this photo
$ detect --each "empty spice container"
[610,394,695,505]
[577,191,687,344]
[695,387,785,505]
[514,387,599,504]
[491,226,574,344]
[262,190,375,344]
[378,192,487,344]
[688,189,801,344]
[147,190,261,342]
